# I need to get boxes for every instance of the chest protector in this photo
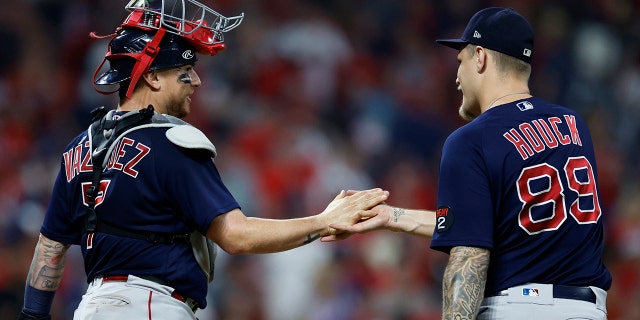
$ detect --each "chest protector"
[84,105,217,282]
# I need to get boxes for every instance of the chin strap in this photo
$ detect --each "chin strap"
[125,27,167,98]
[90,27,168,98]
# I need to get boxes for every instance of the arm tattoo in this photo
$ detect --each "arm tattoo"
[442,246,490,320]
[392,207,405,223]
[26,235,70,291]
[303,233,321,244]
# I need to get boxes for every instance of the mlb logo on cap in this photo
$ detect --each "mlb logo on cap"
[436,7,535,64]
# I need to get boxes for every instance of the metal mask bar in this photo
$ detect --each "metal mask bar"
[125,0,244,46]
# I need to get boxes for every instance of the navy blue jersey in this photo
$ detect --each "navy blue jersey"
[430,97,612,295]
[40,114,240,307]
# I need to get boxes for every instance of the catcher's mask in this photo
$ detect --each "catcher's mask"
[92,0,243,98]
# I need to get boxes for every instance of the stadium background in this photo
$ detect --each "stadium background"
[0,0,638,319]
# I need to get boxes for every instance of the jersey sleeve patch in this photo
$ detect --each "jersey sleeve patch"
[166,125,217,158]
[435,206,454,233]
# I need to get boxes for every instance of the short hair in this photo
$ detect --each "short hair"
[488,49,531,80]
[466,45,531,80]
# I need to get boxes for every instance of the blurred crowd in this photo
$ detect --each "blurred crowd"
[0,0,639,319]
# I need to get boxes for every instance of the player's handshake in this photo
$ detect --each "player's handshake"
[321,199,438,241]
[317,188,389,239]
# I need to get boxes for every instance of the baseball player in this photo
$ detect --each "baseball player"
[325,7,611,320]
[19,1,388,319]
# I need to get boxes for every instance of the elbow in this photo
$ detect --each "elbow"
[217,241,254,255]
[206,209,259,255]
[218,241,243,255]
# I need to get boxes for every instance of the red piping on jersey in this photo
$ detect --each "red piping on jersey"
[148,291,153,320]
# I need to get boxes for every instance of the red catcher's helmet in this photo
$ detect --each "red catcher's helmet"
[92,0,243,98]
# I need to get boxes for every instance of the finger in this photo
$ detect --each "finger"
[344,188,375,196]
[328,223,353,232]
[320,235,340,242]
[329,223,370,233]
[333,190,346,200]
[351,189,389,208]
[345,189,360,196]
[320,233,352,242]
[358,209,378,219]
[349,188,383,196]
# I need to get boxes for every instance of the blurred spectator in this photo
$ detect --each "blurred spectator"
[2,0,638,319]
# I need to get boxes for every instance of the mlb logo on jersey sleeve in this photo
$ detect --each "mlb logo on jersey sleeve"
[516,101,534,111]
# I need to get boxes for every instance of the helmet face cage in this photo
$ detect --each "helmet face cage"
[125,0,244,55]
[93,0,243,98]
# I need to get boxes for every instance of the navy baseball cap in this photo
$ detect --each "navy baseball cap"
[436,7,534,63]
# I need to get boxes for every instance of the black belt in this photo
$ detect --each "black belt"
[488,285,596,304]
[553,285,596,304]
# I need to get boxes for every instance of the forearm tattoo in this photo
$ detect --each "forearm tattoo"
[303,233,320,244]
[442,246,490,320]
[392,207,406,223]
[26,236,70,291]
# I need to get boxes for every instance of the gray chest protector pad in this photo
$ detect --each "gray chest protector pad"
[93,111,219,283]
[163,116,218,283]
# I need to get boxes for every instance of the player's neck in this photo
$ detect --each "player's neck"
[486,91,531,110]
[482,82,531,112]
[117,91,164,114]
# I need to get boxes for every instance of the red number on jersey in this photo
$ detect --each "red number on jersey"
[517,156,601,235]
[81,180,111,208]
[565,157,601,224]
[516,164,566,234]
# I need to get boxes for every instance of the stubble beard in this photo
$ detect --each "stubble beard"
[166,97,189,118]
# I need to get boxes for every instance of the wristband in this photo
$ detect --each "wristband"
[19,309,51,320]
[23,285,55,316]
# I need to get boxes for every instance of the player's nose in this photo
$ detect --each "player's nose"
[190,70,202,87]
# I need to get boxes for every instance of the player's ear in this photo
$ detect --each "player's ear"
[475,46,487,73]
[141,70,162,90]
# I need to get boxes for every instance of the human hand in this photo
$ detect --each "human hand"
[320,204,393,242]
[317,188,389,238]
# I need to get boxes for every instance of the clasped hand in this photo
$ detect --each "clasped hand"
[318,188,392,241]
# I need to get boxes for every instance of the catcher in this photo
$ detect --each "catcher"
[19,1,388,319]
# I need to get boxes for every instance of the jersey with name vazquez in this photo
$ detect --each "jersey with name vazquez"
[430,97,612,294]
[40,116,240,308]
